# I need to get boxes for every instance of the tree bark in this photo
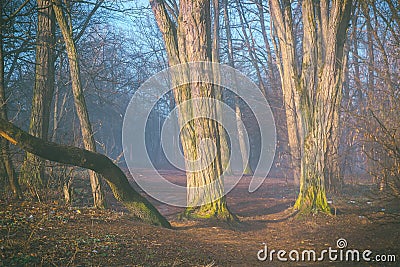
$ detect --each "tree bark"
[294,0,352,213]
[269,0,302,186]
[52,0,106,209]
[270,0,353,213]
[151,0,235,220]
[0,118,171,228]
[212,0,232,175]
[21,0,56,190]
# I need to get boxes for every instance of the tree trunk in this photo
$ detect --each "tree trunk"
[178,0,232,219]
[235,96,253,174]
[270,0,353,213]
[151,0,235,220]
[212,0,232,175]
[52,0,106,209]
[294,0,352,213]
[21,0,56,190]
[223,0,253,175]
[0,118,171,228]
[0,3,22,199]
[269,0,302,186]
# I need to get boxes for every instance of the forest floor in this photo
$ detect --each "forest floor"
[1,170,399,266]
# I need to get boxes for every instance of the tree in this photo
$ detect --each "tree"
[52,0,106,208]
[20,0,56,192]
[0,0,23,199]
[223,0,253,175]
[0,117,171,228]
[269,1,303,186]
[269,0,353,213]
[151,0,235,220]
[212,0,233,175]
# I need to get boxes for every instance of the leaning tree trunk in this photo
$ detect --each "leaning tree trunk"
[0,5,22,199]
[53,0,105,209]
[0,118,171,228]
[21,0,56,191]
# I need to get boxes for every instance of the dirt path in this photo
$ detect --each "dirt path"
[1,171,399,266]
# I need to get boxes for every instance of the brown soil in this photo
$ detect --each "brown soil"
[1,170,399,266]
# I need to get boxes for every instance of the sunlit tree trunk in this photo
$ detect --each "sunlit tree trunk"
[269,0,302,186]
[270,0,353,213]
[151,0,235,220]
[0,3,22,199]
[20,0,55,192]
[53,0,106,209]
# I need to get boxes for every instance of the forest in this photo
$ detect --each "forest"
[0,0,399,266]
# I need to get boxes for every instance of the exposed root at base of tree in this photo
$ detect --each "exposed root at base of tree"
[179,205,239,224]
[293,200,332,216]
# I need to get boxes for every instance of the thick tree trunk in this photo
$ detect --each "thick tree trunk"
[21,0,56,190]
[0,118,171,228]
[293,0,352,213]
[325,102,342,193]
[178,0,233,219]
[270,0,353,213]
[53,0,105,209]
[0,3,22,199]
[151,0,235,220]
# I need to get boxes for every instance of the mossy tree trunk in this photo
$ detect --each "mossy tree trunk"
[0,118,171,228]
[270,0,353,214]
[52,0,105,209]
[21,0,56,191]
[151,0,235,220]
